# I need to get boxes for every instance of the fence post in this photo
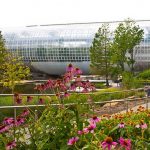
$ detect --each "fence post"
[109,102,112,114]
[126,99,128,113]
[34,109,38,121]
[146,97,149,110]
[13,94,17,123]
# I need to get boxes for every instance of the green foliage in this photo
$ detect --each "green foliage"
[0,31,7,67]
[0,31,7,81]
[122,71,141,89]
[1,54,30,92]
[90,24,113,86]
[112,18,144,73]
[137,69,150,80]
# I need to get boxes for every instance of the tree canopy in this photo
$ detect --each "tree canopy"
[112,18,144,73]
[90,24,113,86]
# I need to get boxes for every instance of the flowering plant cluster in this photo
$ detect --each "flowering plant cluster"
[0,64,149,150]
[67,106,150,149]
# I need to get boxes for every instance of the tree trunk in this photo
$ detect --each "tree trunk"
[106,76,109,87]
[131,50,134,74]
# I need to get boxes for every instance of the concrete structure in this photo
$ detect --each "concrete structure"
[1,22,150,75]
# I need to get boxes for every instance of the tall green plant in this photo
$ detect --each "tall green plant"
[1,54,30,93]
[0,31,7,80]
[112,18,144,73]
[90,24,113,86]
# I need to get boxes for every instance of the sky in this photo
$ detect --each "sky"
[0,0,150,27]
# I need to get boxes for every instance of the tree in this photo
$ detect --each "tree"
[1,53,30,93]
[0,31,7,68]
[90,24,113,86]
[112,18,144,73]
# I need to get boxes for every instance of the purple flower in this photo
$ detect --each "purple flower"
[74,68,82,75]
[77,130,83,135]
[141,123,147,129]
[102,137,117,150]
[119,137,131,150]
[135,120,148,129]
[67,137,79,145]
[118,122,125,128]
[6,140,16,150]
[3,118,14,125]
[15,118,24,126]
[90,116,101,123]
[0,125,9,133]
[16,98,22,104]
[83,122,96,134]
[39,98,44,104]
[27,96,33,102]
[20,109,30,117]
[66,64,74,72]
[64,92,70,98]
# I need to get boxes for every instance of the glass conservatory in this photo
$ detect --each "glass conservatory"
[2,22,150,75]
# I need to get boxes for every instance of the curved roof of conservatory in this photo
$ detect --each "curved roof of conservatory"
[1,21,150,75]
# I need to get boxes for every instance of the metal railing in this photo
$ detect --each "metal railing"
[0,88,149,122]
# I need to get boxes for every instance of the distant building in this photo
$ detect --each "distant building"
[1,22,150,75]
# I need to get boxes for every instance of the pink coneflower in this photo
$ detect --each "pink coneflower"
[27,96,33,102]
[16,98,22,104]
[64,91,70,98]
[83,122,96,134]
[70,83,76,91]
[141,123,147,129]
[67,137,79,145]
[3,118,14,125]
[77,130,83,135]
[119,137,131,150]
[102,137,117,150]
[0,125,9,133]
[20,109,30,117]
[60,83,67,91]
[6,140,16,150]
[118,122,125,128]
[39,98,44,104]
[135,120,148,129]
[66,64,74,72]
[15,118,24,126]
[46,79,54,89]
[90,116,101,123]
[74,68,82,75]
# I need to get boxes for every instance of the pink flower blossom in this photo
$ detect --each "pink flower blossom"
[67,137,79,145]
[15,118,25,126]
[3,118,14,125]
[70,83,76,91]
[90,116,101,123]
[102,137,117,150]
[74,68,82,75]
[119,137,131,150]
[39,98,44,104]
[6,140,16,150]
[0,125,9,133]
[83,122,96,133]
[77,130,83,135]
[66,64,74,72]
[141,123,147,129]
[64,92,70,98]
[118,122,125,128]
[27,96,33,102]
[135,121,147,129]
[16,98,22,104]
[46,79,54,89]
[20,109,30,117]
